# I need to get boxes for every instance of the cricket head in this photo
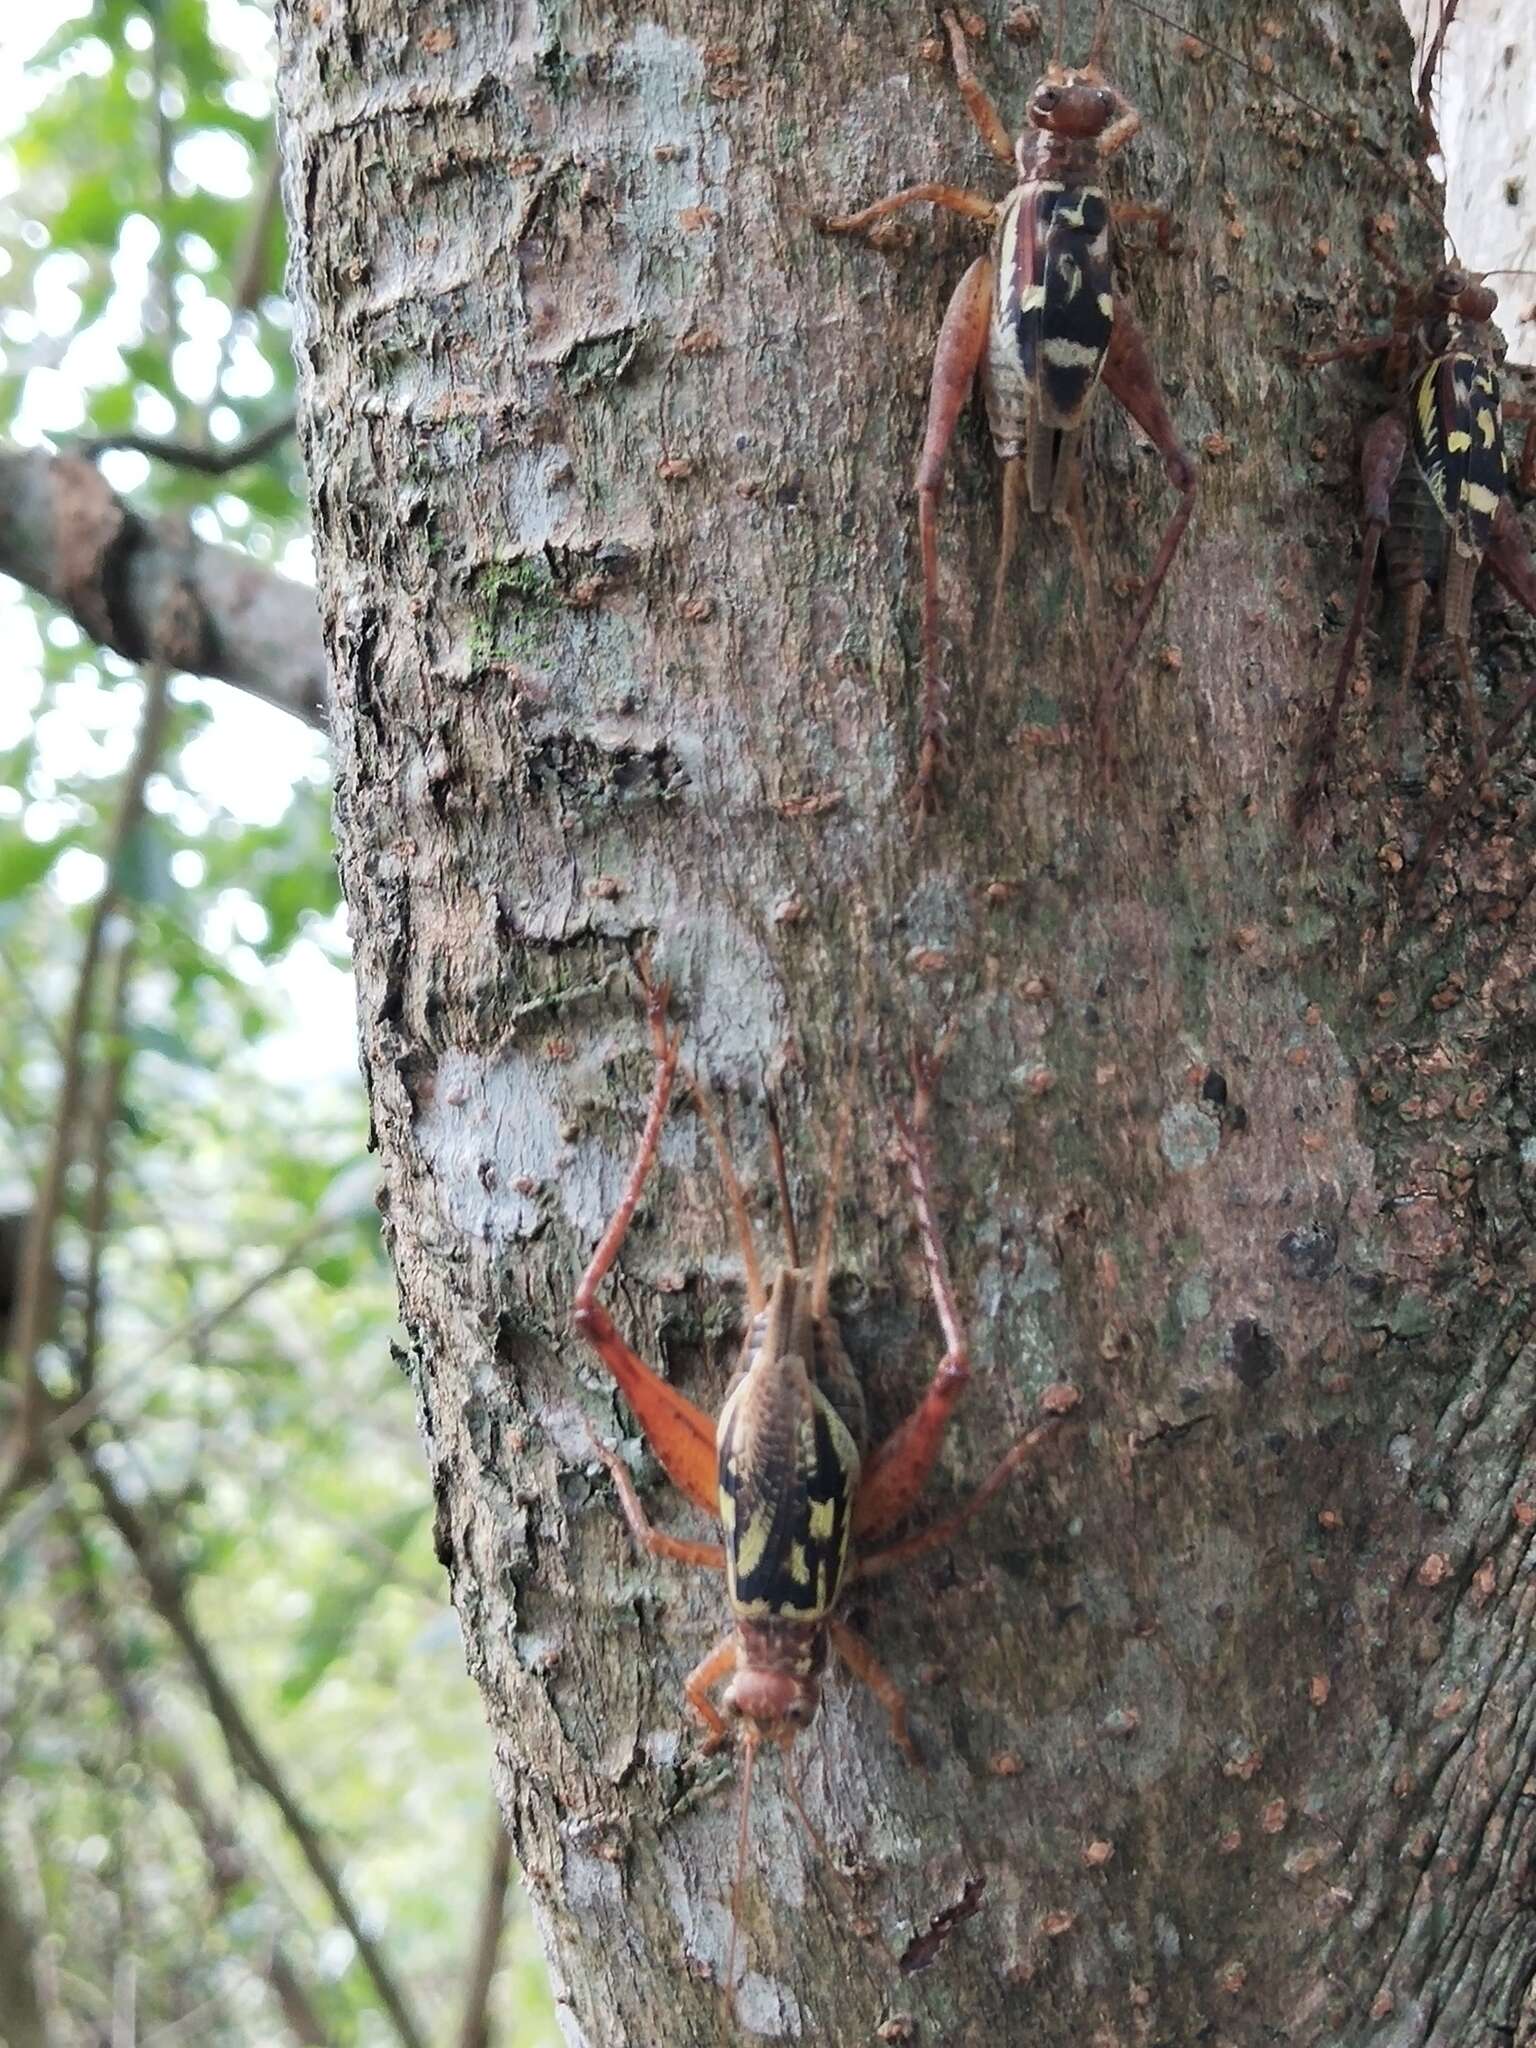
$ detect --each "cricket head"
[723,1662,822,1744]
[1431,265,1498,327]
[1024,62,1123,151]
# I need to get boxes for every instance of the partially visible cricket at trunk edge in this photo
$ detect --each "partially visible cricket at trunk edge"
[571,967,1078,1997]
[816,4,1196,812]
[1291,0,1536,835]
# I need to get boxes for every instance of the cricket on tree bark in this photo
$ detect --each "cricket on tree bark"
[572,968,1079,2003]
[817,4,1197,812]
[275,0,1536,2034]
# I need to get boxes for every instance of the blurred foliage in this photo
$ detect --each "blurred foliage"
[0,6,557,2044]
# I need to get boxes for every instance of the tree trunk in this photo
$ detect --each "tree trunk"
[275,2,1536,2042]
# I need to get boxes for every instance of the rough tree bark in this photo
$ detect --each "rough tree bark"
[276,2,1536,2043]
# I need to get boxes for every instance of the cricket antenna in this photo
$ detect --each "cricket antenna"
[1117,0,1456,253]
[762,1095,800,1270]
[722,1733,758,2010]
[1089,0,1112,69]
[1053,0,1067,66]
[782,1755,901,1970]
[689,1072,767,1315]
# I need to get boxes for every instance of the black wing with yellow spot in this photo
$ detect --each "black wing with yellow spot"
[716,1354,860,1626]
[1001,177,1114,429]
[1411,349,1505,559]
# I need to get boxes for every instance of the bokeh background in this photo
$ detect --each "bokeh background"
[0,5,555,2042]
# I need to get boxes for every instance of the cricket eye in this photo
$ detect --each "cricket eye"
[1433,267,1463,300]
[1097,90,1114,109]
[1035,88,1060,111]
[785,1699,813,1729]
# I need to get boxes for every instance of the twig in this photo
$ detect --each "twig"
[4,673,171,1489]
[77,932,137,1397]
[71,1535,332,2047]
[456,1811,514,2048]
[77,1446,429,2048]
[40,1207,342,1451]
[72,411,298,476]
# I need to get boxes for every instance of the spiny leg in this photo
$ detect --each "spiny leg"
[856,1406,1073,1579]
[1296,409,1408,821]
[914,256,996,813]
[816,184,998,239]
[572,977,720,1518]
[585,1430,726,1571]
[1093,299,1197,767]
[940,10,1015,165]
[828,1621,919,1766]
[986,455,1027,695]
[685,1636,738,1751]
[852,1046,971,1542]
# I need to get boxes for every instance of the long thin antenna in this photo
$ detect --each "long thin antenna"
[1053,0,1067,66]
[722,1736,758,2008]
[1089,0,1112,69]
[762,1096,800,1269]
[688,1073,767,1314]
[782,1756,899,1971]
[1117,0,1455,252]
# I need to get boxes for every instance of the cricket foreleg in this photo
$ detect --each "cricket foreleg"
[940,10,1015,165]
[914,257,995,814]
[816,185,999,238]
[828,1622,919,1766]
[685,1637,738,1751]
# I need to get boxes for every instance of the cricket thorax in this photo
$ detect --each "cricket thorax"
[716,1268,861,1627]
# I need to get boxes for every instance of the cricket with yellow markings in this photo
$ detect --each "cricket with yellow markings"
[571,966,1077,1992]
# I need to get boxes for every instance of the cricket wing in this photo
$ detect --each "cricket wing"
[716,1356,860,1624]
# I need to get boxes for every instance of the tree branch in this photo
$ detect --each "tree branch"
[71,411,298,477]
[79,1446,429,2048]
[71,1537,332,2048]
[456,1811,514,2048]
[0,446,326,729]
[4,673,171,1487]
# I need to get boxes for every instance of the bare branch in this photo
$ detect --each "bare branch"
[0,446,326,729]
[71,411,298,477]
[73,1542,332,2048]
[5,674,171,1483]
[456,1811,514,2048]
[78,1446,430,2048]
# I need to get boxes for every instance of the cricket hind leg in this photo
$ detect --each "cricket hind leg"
[914,257,995,814]
[1093,300,1197,771]
[571,975,721,1518]
[1295,410,1409,822]
[855,1403,1075,1580]
[1411,496,1536,879]
[851,1045,971,1544]
[985,455,1027,705]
